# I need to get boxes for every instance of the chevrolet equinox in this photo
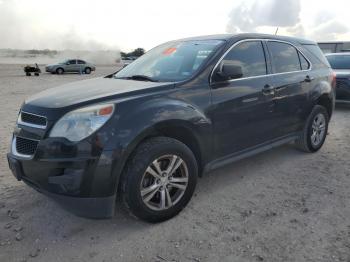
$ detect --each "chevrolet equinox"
[7,34,335,222]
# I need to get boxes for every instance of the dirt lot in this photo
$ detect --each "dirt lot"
[0,64,350,262]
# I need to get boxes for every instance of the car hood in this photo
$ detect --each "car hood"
[333,69,350,78]
[24,77,174,112]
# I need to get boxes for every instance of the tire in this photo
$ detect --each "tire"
[295,105,329,153]
[121,137,198,223]
[56,68,64,75]
[84,67,91,74]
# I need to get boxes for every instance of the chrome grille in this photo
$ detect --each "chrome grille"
[15,137,39,156]
[19,111,47,129]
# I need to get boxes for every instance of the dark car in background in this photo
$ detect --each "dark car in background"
[326,53,350,101]
[45,59,96,75]
[8,34,335,222]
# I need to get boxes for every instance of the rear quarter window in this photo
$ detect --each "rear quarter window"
[302,44,330,68]
[298,53,310,70]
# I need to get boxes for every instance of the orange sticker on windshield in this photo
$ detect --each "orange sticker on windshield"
[163,47,177,55]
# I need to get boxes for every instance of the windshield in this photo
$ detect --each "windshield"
[114,40,224,82]
[326,55,350,69]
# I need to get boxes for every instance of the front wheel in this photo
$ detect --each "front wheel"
[295,105,329,152]
[56,68,64,75]
[121,137,198,223]
[84,67,91,74]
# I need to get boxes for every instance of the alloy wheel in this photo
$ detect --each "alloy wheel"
[140,154,189,211]
[310,113,326,147]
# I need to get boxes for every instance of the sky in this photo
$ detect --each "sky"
[0,0,349,51]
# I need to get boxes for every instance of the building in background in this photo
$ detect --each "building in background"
[318,42,350,54]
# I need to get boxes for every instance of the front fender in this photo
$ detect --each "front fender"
[104,97,212,192]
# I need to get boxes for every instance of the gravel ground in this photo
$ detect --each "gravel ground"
[0,64,350,262]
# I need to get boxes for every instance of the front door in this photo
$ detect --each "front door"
[66,59,78,72]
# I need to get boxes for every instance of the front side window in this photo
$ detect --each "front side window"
[268,42,301,73]
[218,41,267,80]
[326,55,350,69]
[68,60,76,65]
[114,40,225,82]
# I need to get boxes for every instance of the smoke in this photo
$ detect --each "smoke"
[226,0,350,41]
[0,0,120,64]
[0,49,121,65]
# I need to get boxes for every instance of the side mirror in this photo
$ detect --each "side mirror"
[217,62,243,81]
[66,62,70,65]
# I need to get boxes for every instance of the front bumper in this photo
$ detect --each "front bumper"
[8,154,115,218]
[7,134,118,218]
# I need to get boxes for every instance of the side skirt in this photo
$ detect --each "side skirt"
[203,133,300,174]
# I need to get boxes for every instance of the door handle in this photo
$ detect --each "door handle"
[262,84,275,95]
[305,75,315,82]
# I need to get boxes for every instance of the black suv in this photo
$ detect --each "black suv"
[7,34,335,222]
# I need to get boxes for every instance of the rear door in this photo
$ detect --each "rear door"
[210,40,278,158]
[77,60,86,73]
[266,41,312,136]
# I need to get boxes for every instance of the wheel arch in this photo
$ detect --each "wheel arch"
[107,96,212,196]
[56,67,64,73]
[113,119,208,197]
[315,93,334,118]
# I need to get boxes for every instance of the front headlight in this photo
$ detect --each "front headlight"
[49,104,114,142]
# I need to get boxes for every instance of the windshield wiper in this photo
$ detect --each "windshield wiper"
[115,75,158,82]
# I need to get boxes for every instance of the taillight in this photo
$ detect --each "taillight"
[330,71,336,89]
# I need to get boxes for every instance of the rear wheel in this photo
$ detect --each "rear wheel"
[295,105,329,152]
[121,137,198,223]
[56,68,64,75]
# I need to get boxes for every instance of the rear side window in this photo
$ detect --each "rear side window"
[267,42,301,73]
[220,41,267,79]
[77,60,86,64]
[326,55,350,69]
